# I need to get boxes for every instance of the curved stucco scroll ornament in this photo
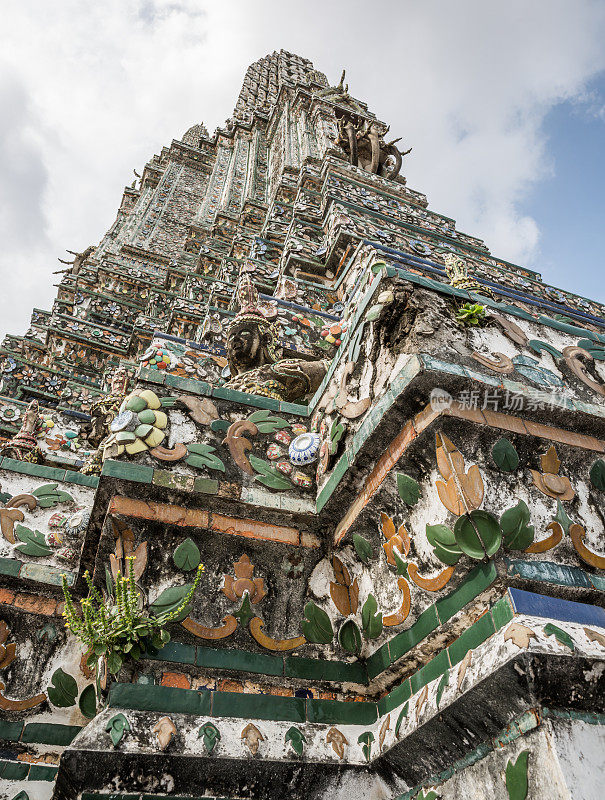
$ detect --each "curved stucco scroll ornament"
[524,521,564,554]
[181,614,238,640]
[471,351,515,373]
[182,554,306,650]
[0,622,46,711]
[0,494,38,543]
[563,346,605,397]
[570,523,605,569]
[222,418,258,475]
[491,315,529,347]
[382,578,411,628]
[248,618,306,651]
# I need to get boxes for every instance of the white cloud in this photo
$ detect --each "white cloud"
[1,0,604,340]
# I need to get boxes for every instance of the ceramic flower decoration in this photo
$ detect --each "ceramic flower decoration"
[103,389,168,459]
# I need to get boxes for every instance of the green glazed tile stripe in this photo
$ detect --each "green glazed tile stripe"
[284,654,367,685]
[192,476,219,495]
[542,707,605,726]
[365,640,391,681]
[213,691,306,723]
[447,612,495,667]
[306,697,377,725]
[0,556,21,577]
[504,557,598,590]
[18,562,76,587]
[2,549,77,585]
[109,683,211,716]
[378,679,411,717]
[490,594,515,630]
[410,649,450,694]
[21,722,81,746]
[368,562,498,680]
[435,562,497,625]
[139,366,166,385]
[279,401,309,416]
[195,645,283,676]
[212,386,280,410]
[108,682,375,725]
[0,457,66,481]
[163,375,211,396]
[28,763,59,781]
[146,641,368,685]
[101,460,154,483]
[82,795,234,800]
[0,720,24,741]
[63,471,99,488]
[0,759,30,780]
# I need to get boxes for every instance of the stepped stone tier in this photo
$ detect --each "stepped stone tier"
[1,49,604,800]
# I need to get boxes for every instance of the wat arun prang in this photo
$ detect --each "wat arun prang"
[0,50,603,800]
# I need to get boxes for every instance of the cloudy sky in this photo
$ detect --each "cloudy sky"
[1,0,604,341]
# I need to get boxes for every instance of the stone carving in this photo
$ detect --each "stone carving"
[316,70,368,114]
[226,277,283,378]
[0,399,43,463]
[80,367,130,475]
[224,277,328,401]
[335,115,411,181]
[54,245,95,276]
[442,252,495,299]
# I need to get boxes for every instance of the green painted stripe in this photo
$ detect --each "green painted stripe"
[21,722,81,746]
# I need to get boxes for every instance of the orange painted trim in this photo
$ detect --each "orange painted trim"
[109,496,210,528]
[383,578,411,627]
[407,563,455,591]
[525,522,563,553]
[249,617,306,651]
[570,524,605,569]
[109,496,310,547]
[334,420,417,544]
[211,513,299,546]
[181,614,237,640]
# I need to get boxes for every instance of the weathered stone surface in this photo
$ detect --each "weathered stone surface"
[0,49,603,800]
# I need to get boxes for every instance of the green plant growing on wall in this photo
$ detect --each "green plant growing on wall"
[61,557,204,678]
[455,302,486,326]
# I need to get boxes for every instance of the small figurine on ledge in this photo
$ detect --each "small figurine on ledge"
[0,399,43,463]
[80,367,131,475]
